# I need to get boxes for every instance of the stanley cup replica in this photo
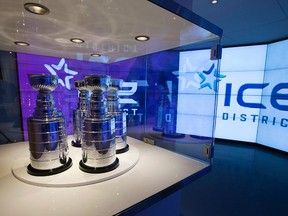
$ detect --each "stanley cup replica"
[72,80,90,147]
[107,79,129,153]
[79,75,119,173]
[27,74,72,176]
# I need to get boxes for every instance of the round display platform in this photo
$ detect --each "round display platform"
[12,144,139,187]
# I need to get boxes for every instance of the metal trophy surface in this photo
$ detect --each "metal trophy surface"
[27,74,72,176]
[153,84,169,132]
[79,75,119,173]
[107,78,128,154]
[72,80,90,147]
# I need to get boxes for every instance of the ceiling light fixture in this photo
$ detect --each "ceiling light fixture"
[211,0,218,4]
[135,35,150,42]
[24,3,50,15]
[14,41,30,46]
[70,38,85,44]
[91,53,101,57]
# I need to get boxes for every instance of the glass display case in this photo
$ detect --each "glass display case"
[0,0,222,215]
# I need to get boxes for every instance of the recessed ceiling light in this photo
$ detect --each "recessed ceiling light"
[135,35,150,42]
[91,53,101,57]
[70,38,85,44]
[14,41,30,46]
[211,0,218,4]
[24,3,50,15]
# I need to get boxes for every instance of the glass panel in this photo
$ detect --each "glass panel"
[0,47,221,164]
[0,51,23,143]
[0,1,222,164]
[142,39,221,163]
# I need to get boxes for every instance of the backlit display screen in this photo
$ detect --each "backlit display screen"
[216,45,267,142]
[17,38,288,152]
[178,40,288,152]
[257,40,288,152]
[17,53,109,139]
[177,49,218,137]
[17,51,177,141]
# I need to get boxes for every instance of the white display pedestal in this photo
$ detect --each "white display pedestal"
[0,136,209,216]
[12,144,139,187]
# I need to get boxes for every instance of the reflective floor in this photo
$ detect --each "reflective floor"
[137,140,288,216]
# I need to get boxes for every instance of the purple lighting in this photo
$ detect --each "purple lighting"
[17,53,108,140]
[17,51,179,141]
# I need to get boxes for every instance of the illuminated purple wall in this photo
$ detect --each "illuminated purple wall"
[17,51,179,140]
[17,53,108,140]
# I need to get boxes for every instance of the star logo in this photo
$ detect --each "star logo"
[197,63,226,92]
[44,58,78,90]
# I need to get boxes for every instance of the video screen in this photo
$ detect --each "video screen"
[177,49,218,138]
[216,45,267,142]
[257,40,288,152]
[178,41,288,152]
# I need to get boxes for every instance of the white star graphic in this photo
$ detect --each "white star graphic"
[44,58,78,90]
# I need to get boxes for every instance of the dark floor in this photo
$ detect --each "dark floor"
[137,140,288,216]
[181,141,288,216]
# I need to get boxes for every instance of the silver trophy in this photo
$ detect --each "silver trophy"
[27,74,72,176]
[153,84,168,132]
[72,80,90,147]
[79,75,119,173]
[107,78,128,153]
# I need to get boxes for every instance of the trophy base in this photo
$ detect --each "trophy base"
[71,140,81,148]
[152,126,163,132]
[27,157,73,176]
[79,158,119,173]
[162,133,185,139]
[116,144,129,154]
[190,135,212,140]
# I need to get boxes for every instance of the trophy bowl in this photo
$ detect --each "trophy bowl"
[109,79,123,91]
[28,74,58,92]
[27,74,72,176]
[84,75,110,92]
[74,80,89,91]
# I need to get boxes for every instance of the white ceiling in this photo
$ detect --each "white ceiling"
[1,0,286,63]
[0,0,218,63]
